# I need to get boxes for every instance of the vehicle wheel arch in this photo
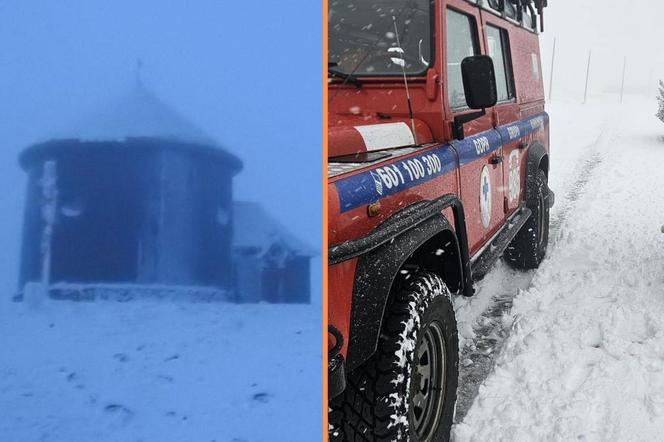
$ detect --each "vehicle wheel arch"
[400,227,463,293]
[526,141,549,196]
[346,212,464,371]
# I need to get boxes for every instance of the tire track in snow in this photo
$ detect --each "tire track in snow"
[549,150,604,241]
[548,120,617,239]
[454,129,610,423]
[454,266,533,422]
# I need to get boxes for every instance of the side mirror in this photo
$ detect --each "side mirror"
[452,55,498,140]
[461,55,498,109]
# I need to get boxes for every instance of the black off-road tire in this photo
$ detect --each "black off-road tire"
[329,272,459,442]
[506,169,550,269]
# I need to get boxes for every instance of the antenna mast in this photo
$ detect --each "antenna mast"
[135,58,144,87]
[391,16,418,146]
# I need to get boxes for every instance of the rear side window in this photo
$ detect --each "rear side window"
[486,25,515,103]
[446,9,479,110]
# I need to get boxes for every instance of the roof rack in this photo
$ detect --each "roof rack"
[466,0,549,32]
[508,0,549,32]
[476,0,549,32]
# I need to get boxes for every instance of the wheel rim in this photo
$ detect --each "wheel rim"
[410,321,446,440]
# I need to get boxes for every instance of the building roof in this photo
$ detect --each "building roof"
[21,80,243,173]
[52,81,216,145]
[233,201,317,257]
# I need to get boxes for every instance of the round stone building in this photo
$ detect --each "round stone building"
[18,84,242,299]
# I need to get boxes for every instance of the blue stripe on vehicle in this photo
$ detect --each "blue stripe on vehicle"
[453,128,503,166]
[335,146,457,213]
[334,112,548,213]
[496,112,548,145]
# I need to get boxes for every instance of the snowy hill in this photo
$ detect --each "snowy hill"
[0,299,320,441]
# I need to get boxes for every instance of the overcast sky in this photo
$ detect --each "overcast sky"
[541,0,664,100]
[0,1,321,295]
[1,1,661,293]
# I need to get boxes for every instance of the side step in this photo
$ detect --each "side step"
[471,207,532,282]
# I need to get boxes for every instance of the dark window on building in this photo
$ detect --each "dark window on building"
[486,25,515,103]
[446,9,479,110]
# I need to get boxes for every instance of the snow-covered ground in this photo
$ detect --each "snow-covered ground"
[453,95,664,440]
[0,298,321,441]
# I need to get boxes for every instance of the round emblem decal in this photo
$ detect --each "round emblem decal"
[480,165,492,229]
[508,149,521,203]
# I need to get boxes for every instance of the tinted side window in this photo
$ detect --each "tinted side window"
[446,9,479,110]
[486,25,515,103]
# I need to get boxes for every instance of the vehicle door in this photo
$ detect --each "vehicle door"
[445,1,506,255]
[481,16,522,216]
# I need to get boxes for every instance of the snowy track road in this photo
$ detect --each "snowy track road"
[451,98,664,440]
[454,102,611,424]
[455,264,535,422]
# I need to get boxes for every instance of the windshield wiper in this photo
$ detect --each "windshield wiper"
[328,64,362,89]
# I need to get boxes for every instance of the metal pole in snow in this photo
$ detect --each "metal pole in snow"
[583,50,592,104]
[40,161,57,293]
[620,56,627,104]
[135,58,144,86]
[548,37,556,102]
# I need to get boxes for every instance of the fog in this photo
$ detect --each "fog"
[0,1,321,296]
[541,0,664,100]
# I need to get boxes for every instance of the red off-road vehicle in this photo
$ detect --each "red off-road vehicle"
[327,0,551,440]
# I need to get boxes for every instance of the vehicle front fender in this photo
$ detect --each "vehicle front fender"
[334,196,471,371]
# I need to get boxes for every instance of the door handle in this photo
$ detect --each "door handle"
[490,155,504,165]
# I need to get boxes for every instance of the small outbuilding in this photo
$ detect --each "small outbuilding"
[18,83,242,298]
[233,201,314,303]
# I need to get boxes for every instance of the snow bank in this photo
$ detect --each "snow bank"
[0,297,320,441]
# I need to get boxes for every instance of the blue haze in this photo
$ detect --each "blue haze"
[0,0,321,297]
[0,0,321,439]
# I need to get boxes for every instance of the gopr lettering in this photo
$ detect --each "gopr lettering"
[473,137,491,155]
